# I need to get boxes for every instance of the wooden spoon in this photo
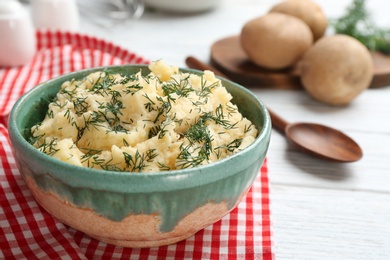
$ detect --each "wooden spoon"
[185,56,363,162]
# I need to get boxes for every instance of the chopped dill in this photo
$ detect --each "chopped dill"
[80,148,102,164]
[148,125,161,138]
[244,123,254,134]
[143,93,155,112]
[109,124,129,134]
[122,83,143,95]
[176,143,206,169]
[46,109,54,119]
[90,73,116,96]
[145,149,158,162]
[64,109,73,123]
[216,138,243,153]
[37,138,59,156]
[161,76,193,98]
[176,116,214,168]
[73,96,90,116]
[158,162,171,171]
[123,150,146,172]
[198,75,219,98]
[29,65,257,173]
[153,96,172,123]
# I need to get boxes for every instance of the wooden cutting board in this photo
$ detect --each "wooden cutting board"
[210,35,390,89]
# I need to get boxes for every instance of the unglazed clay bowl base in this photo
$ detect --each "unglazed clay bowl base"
[9,65,271,248]
[27,175,246,247]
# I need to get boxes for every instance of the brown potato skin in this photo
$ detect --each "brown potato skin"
[300,35,373,105]
[240,13,313,69]
[269,0,328,41]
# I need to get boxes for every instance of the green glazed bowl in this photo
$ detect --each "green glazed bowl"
[8,65,271,248]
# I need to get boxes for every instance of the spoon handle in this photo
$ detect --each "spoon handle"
[266,109,289,134]
[185,56,289,134]
[186,56,228,78]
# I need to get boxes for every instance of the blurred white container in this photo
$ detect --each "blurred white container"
[78,0,144,28]
[0,1,36,67]
[143,0,222,13]
[31,0,79,31]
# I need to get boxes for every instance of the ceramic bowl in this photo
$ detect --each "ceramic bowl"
[8,65,271,248]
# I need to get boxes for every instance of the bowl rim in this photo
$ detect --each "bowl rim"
[8,64,271,192]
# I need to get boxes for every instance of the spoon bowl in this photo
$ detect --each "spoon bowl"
[286,123,362,162]
[185,56,363,162]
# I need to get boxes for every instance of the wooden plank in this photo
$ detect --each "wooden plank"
[271,185,390,259]
[252,88,390,192]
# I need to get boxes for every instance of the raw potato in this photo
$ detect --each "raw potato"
[300,34,373,105]
[269,0,328,41]
[240,13,313,69]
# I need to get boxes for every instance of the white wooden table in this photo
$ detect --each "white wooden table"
[78,0,390,258]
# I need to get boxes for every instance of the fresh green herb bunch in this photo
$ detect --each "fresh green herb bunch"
[331,0,390,54]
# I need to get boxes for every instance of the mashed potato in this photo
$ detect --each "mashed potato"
[30,61,258,172]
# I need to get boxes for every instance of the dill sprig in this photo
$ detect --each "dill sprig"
[147,118,171,139]
[80,148,103,164]
[244,123,254,134]
[161,76,194,98]
[176,143,207,169]
[176,102,240,168]
[37,138,59,156]
[90,74,116,96]
[198,76,219,98]
[145,148,158,162]
[148,125,161,138]
[122,82,143,95]
[215,138,243,153]
[123,150,146,172]
[80,148,121,171]
[143,93,155,112]
[176,116,214,168]
[331,0,390,54]
[29,131,44,145]
[201,108,238,130]
[73,96,90,116]
[153,96,172,124]
[158,162,171,171]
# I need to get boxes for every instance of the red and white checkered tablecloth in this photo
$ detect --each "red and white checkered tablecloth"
[0,31,273,259]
